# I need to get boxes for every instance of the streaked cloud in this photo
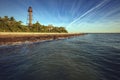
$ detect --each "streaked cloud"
[0,0,120,32]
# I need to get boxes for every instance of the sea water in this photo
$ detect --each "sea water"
[0,34,120,80]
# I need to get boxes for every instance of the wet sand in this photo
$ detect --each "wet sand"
[0,32,84,45]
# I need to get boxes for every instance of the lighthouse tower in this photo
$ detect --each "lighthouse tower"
[28,6,32,27]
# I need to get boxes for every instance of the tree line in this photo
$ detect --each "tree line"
[0,16,68,33]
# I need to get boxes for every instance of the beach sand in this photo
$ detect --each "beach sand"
[0,32,84,45]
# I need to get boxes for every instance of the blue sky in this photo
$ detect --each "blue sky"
[0,0,120,33]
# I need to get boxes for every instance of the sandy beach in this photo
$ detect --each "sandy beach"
[0,32,84,45]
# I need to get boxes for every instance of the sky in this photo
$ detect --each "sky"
[0,0,120,33]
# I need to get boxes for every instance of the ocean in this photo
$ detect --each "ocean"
[0,34,120,80]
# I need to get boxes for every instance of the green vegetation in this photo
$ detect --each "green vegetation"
[0,16,68,33]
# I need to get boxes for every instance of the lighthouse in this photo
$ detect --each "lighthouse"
[28,6,32,27]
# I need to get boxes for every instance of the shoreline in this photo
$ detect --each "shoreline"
[0,32,84,45]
